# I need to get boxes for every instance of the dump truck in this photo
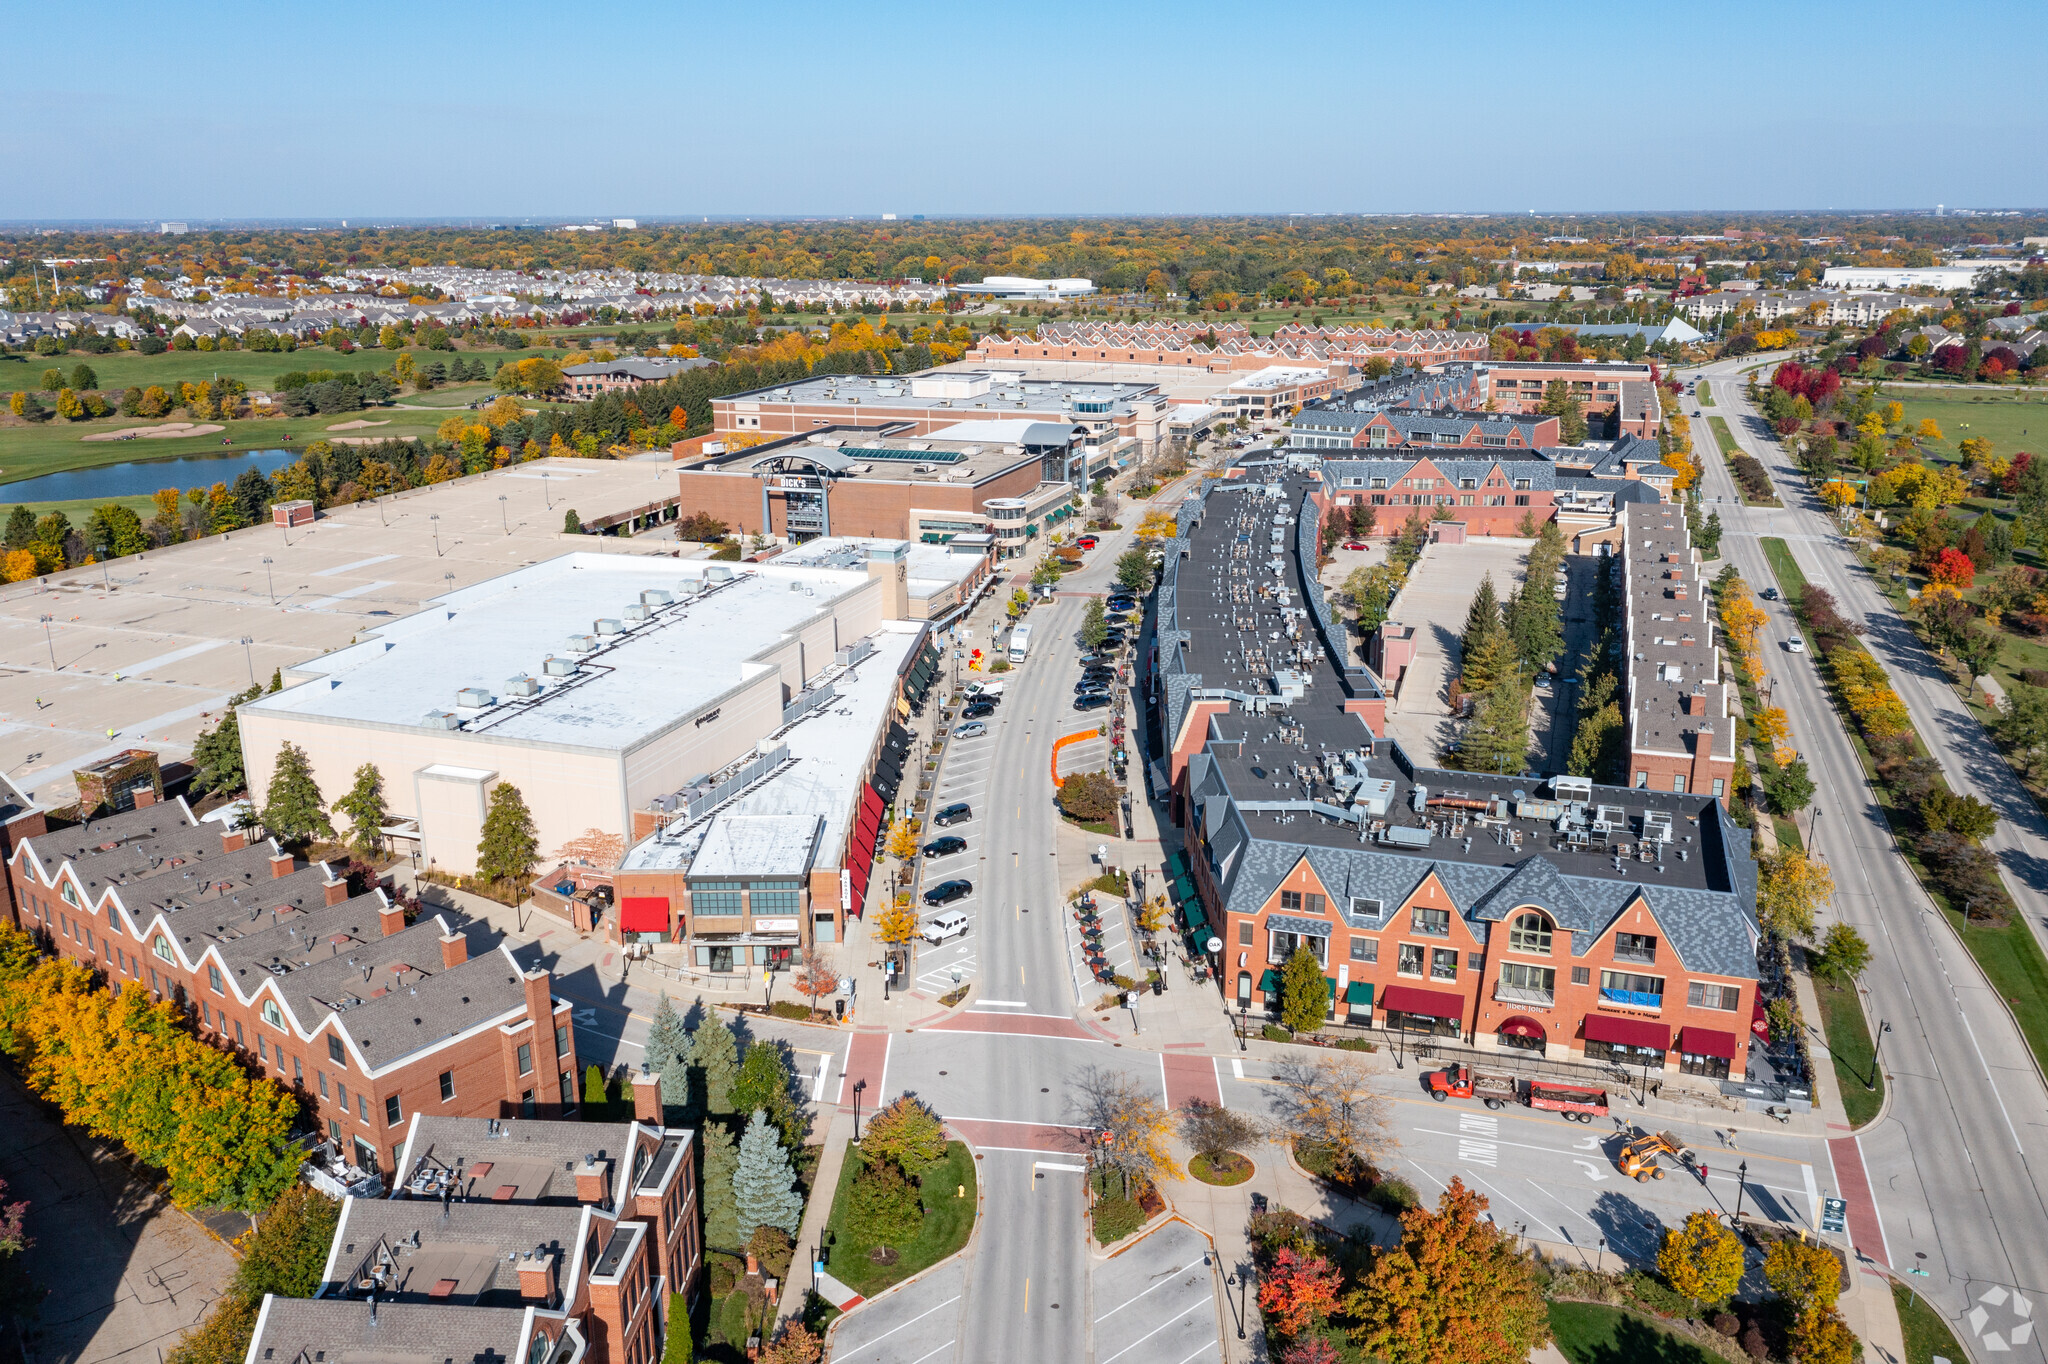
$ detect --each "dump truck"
[1527,1081,1608,1122]
[1616,1127,1697,1181]
[1426,1064,1520,1110]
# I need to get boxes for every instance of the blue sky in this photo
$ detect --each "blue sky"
[4,0,2042,220]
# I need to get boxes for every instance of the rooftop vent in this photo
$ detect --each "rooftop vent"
[543,656,579,677]
[566,633,598,652]
[421,711,460,731]
[455,687,494,709]
[623,604,650,622]
[505,674,540,697]
[639,589,673,608]
[594,618,624,636]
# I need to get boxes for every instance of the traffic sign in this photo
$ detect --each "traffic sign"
[1820,1197,1847,1235]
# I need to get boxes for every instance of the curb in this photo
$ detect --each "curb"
[819,1131,988,1355]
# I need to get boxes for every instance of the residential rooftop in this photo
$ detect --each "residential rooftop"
[246,1297,539,1364]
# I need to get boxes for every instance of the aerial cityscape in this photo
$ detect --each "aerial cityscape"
[2,5,2047,1364]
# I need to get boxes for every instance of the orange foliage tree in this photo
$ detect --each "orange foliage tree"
[1258,1247,1343,1337]
[1344,1178,1551,1364]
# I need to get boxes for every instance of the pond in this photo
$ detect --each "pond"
[1,447,303,504]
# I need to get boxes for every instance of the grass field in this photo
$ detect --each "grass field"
[1814,976,1883,1126]
[0,344,558,394]
[1546,1301,1721,1364]
[821,1141,976,1299]
[1893,1282,1968,1364]
[1894,389,2048,467]
[1699,386,1715,407]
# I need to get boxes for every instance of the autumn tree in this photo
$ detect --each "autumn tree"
[874,894,920,950]
[1179,1097,1259,1158]
[860,1095,950,1179]
[553,827,626,871]
[476,782,539,889]
[1791,1303,1860,1364]
[1658,1212,1744,1310]
[1346,1179,1551,1364]
[1764,1236,1844,1309]
[756,1321,823,1364]
[261,741,333,848]
[1279,944,1329,1035]
[1258,1247,1344,1337]
[1813,923,1871,985]
[1070,1064,1181,1193]
[1758,848,1834,939]
[331,763,389,858]
[886,814,921,861]
[1271,1055,1391,1176]
[792,943,840,1013]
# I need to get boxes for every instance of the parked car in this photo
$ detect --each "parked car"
[962,701,997,719]
[1077,679,1112,694]
[923,835,967,859]
[954,721,988,738]
[934,802,973,826]
[1075,694,1112,711]
[964,680,1006,697]
[1343,541,1367,551]
[1077,535,1099,550]
[924,878,973,906]
[922,910,970,944]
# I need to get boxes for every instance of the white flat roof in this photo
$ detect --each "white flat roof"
[619,626,920,872]
[925,418,1050,444]
[689,814,821,879]
[771,536,979,598]
[244,554,871,749]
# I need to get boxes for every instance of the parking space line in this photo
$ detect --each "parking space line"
[1171,1340,1219,1364]
[812,1052,833,1102]
[1095,1259,1199,1322]
[1099,1296,1215,1364]
[833,1293,963,1357]
[904,1344,953,1364]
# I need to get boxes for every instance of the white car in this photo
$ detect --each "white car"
[965,681,1006,697]
[1786,637,1806,654]
[922,910,970,944]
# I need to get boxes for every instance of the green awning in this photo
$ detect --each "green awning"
[1165,851,1189,880]
[1259,969,1280,994]
[1182,901,1207,933]
[1346,981,1374,1006]
[1325,976,1337,998]
[1171,874,1196,906]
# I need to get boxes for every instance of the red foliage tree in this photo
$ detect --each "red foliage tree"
[1930,547,1977,588]
[2005,452,2034,495]
[1258,1247,1343,1337]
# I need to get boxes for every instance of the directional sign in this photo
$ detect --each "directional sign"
[1820,1198,1847,1235]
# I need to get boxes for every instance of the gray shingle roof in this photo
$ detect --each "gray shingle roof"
[250,1296,535,1364]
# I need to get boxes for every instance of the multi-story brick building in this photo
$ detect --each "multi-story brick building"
[0,773,45,929]
[1289,408,1561,452]
[1318,452,1557,537]
[1482,361,1663,438]
[1152,464,1762,1084]
[560,356,714,400]
[1619,502,1736,802]
[244,1096,700,1364]
[6,796,576,1178]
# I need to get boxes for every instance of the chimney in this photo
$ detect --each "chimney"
[630,1069,662,1126]
[222,829,248,853]
[379,901,406,937]
[325,878,350,906]
[441,933,468,969]
[133,788,157,809]
[517,1249,558,1304]
[270,852,295,879]
[1690,723,1719,796]
[575,1156,610,1205]
[523,969,560,1085]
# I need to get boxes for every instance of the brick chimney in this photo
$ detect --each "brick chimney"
[630,1070,662,1126]
[1689,723,1719,795]
[522,969,560,1088]
[441,933,468,969]
[379,901,406,937]
[517,1249,558,1304]
[133,788,157,810]
[270,852,295,879]
[325,878,350,906]
[575,1156,610,1205]
[222,829,248,853]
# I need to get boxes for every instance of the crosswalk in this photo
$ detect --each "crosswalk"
[1458,1111,1500,1167]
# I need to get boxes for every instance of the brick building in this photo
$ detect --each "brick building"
[0,773,45,929]
[1151,464,1762,1084]
[561,356,714,400]
[1481,361,1663,438]
[1318,452,1558,538]
[1620,503,1736,801]
[1289,408,1561,452]
[7,797,577,1179]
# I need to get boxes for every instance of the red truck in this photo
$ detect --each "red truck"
[1426,1065,1520,1109]
[1526,1081,1609,1123]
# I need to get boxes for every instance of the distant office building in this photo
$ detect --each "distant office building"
[952,275,1097,300]
[560,356,713,399]
[1821,263,2013,292]
[611,218,638,229]
[159,221,188,235]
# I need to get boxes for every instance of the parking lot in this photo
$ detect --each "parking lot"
[911,702,995,994]
[1091,1219,1224,1364]
[827,1258,969,1364]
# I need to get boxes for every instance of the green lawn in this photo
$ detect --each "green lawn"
[392,382,499,409]
[1893,390,2048,465]
[1814,976,1883,1126]
[1699,386,1715,407]
[0,344,552,394]
[1546,1301,1722,1364]
[1894,1282,1969,1364]
[1760,536,1806,601]
[821,1142,976,1299]
[1708,415,1743,459]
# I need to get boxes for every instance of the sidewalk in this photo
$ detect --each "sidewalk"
[775,1108,855,1327]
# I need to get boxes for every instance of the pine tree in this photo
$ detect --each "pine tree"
[733,1110,804,1242]
[645,993,690,1116]
[476,782,538,887]
[332,763,389,859]
[1462,574,1501,651]
[689,1015,740,1118]
[582,1062,611,1120]
[700,1120,740,1250]
[191,685,260,796]
[261,742,333,847]
[1459,670,1531,776]
[3,505,35,550]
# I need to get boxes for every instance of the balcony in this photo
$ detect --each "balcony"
[1493,980,1555,1010]
[1600,987,1663,1010]
[1612,947,1658,966]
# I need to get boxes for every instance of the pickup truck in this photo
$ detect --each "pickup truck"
[1426,1064,1519,1110]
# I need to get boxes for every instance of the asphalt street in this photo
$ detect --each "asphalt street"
[1690,361,2048,1359]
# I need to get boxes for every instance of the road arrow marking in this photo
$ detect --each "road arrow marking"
[1574,1160,1611,1183]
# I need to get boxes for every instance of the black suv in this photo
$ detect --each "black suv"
[933,802,973,826]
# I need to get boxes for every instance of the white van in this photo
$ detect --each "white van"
[923,910,970,944]
[965,680,1006,697]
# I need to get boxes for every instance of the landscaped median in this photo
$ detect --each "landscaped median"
[1761,535,2048,1078]
[818,1097,977,1304]
[1711,415,1779,505]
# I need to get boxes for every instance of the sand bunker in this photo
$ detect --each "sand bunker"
[82,422,226,442]
[325,419,391,431]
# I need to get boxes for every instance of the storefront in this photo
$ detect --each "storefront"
[1496,1015,1546,1055]
[1379,984,1465,1038]
[1676,1025,1738,1080]
[1582,1013,1670,1070]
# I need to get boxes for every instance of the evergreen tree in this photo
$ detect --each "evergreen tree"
[644,993,690,1115]
[699,1120,740,1250]
[261,742,333,847]
[582,1062,611,1120]
[331,763,389,858]
[1459,670,1531,775]
[733,1110,804,1242]
[476,782,538,887]
[1462,574,1501,652]
[1279,945,1329,1035]
[689,1015,740,1118]
[563,508,582,534]
[1080,597,1108,649]
[191,685,260,796]
[733,1041,802,1149]
[1503,584,1562,678]
[4,505,36,550]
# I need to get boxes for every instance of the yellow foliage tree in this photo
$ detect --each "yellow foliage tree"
[1752,707,1792,755]
[1819,480,1859,511]
[1,548,38,583]
[1758,848,1834,939]
[1657,1212,1744,1308]
[1916,418,1943,442]
[874,894,919,948]
[886,815,921,861]
[1717,579,1767,676]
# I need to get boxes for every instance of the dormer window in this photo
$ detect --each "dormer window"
[152,935,173,961]
[262,999,285,1029]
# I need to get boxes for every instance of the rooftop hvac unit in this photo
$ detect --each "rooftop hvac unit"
[624,604,650,622]
[1411,784,1430,813]
[594,618,624,635]
[421,710,460,731]
[1641,810,1675,843]
[566,633,598,653]
[705,565,734,582]
[1550,774,1593,804]
[505,675,540,697]
[1380,825,1433,849]
[640,590,673,608]
[455,687,494,709]
[1591,804,1626,833]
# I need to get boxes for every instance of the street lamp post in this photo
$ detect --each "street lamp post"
[40,614,56,670]
[542,472,552,508]
[1237,1000,1248,1052]
[1731,1159,1750,1229]
[240,636,255,687]
[262,556,275,605]
[1225,1270,1250,1341]
[1868,1019,1892,1090]
[851,1079,867,1142]
[498,495,509,535]
[430,513,442,556]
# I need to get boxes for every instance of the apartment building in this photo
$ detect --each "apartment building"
[560,357,714,399]
[6,798,576,1178]
[1620,502,1737,801]
[1677,290,1944,327]
[1482,361,1663,438]
[1152,465,1761,1083]
[1319,452,1557,537]
[1289,408,1560,452]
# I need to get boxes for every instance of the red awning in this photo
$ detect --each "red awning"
[1679,1026,1738,1060]
[1583,1013,1670,1051]
[1380,984,1465,1021]
[619,896,669,933]
[1751,997,1771,1041]
[855,798,881,841]
[1497,1016,1545,1039]
[860,784,884,825]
